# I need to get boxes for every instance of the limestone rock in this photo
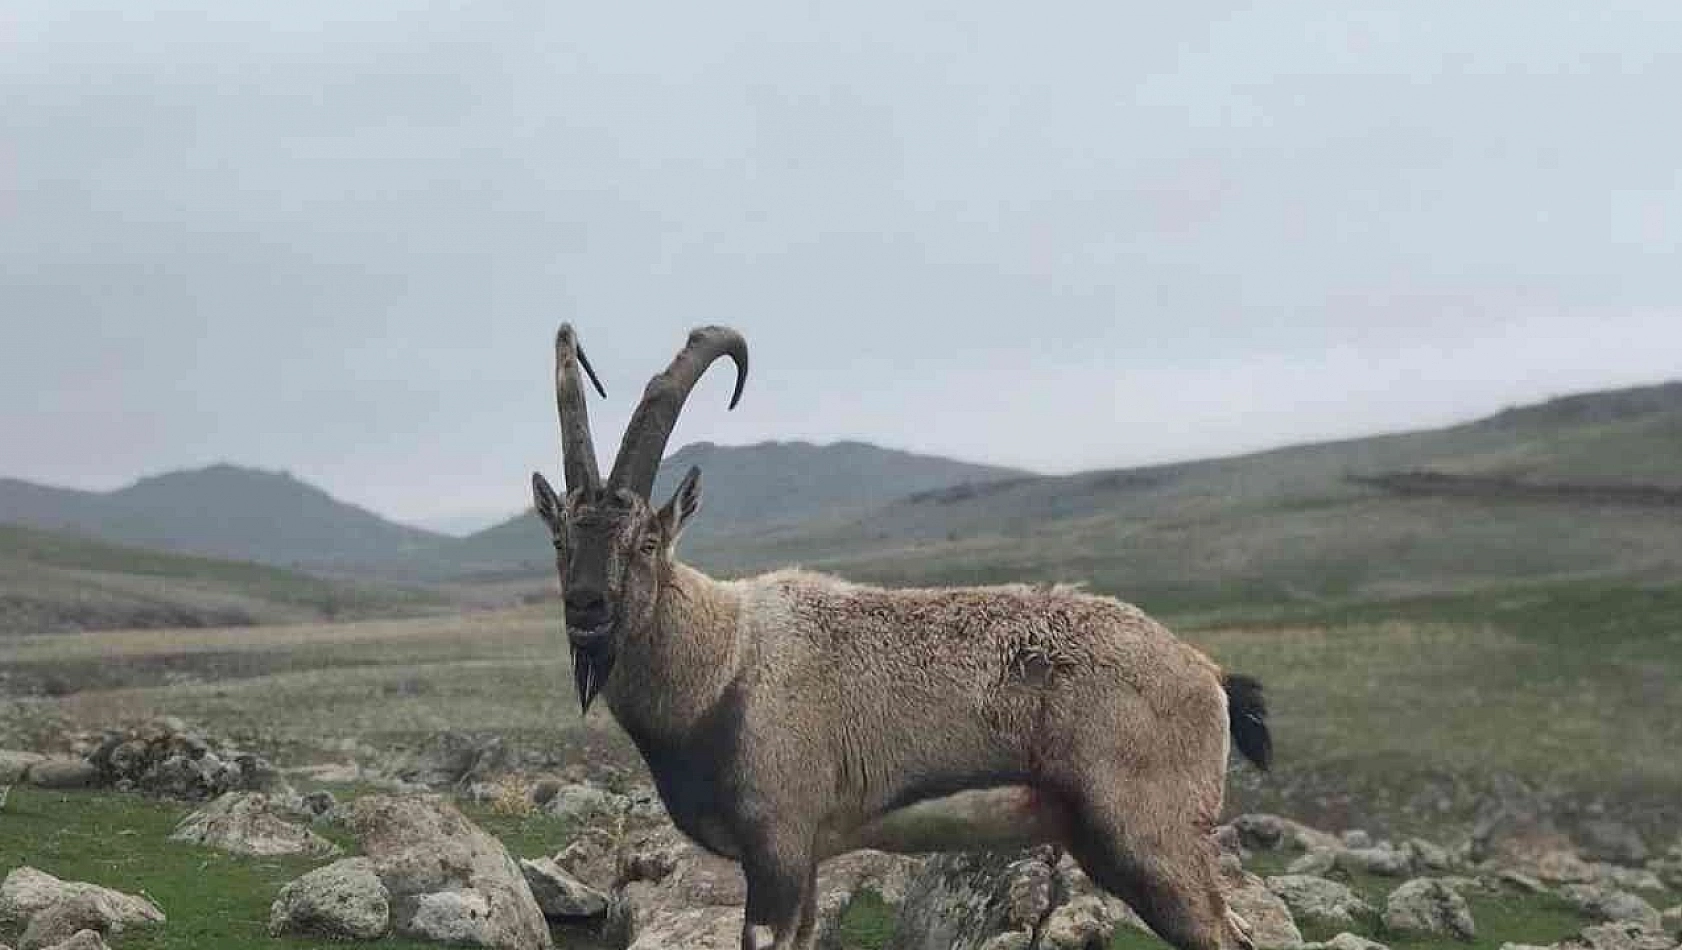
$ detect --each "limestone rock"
[24,759,96,790]
[884,848,1060,950]
[1227,814,1342,853]
[1266,875,1373,929]
[1573,921,1675,950]
[170,791,340,857]
[553,826,621,892]
[1306,934,1389,950]
[1287,849,1338,876]
[541,782,629,826]
[0,867,164,932]
[268,857,390,941]
[1659,904,1679,938]
[1383,878,1476,941]
[520,858,608,919]
[1576,820,1648,867]
[84,718,285,801]
[35,932,108,950]
[0,750,46,784]
[1558,884,1661,929]
[1338,845,1413,877]
[344,794,551,949]
[810,849,921,949]
[1406,838,1456,873]
[1223,870,1304,950]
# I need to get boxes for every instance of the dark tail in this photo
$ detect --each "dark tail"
[1224,674,1271,771]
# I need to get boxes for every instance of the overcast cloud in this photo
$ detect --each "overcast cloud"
[3,1,1679,532]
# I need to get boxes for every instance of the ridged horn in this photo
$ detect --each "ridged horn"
[554,323,607,493]
[608,326,747,497]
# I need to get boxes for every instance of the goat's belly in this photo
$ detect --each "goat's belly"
[832,786,1069,857]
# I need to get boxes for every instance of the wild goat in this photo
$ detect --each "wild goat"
[531,325,1272,950]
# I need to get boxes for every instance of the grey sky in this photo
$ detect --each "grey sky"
[4,2,1679,533]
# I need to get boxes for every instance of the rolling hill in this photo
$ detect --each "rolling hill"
[0,464,445,571]
[0,522,443,635]
[672,380,1682,617]
[433,439,1028,578]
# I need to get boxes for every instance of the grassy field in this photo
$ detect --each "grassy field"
[4,575,1679,837]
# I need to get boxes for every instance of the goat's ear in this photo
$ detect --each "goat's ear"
[532,471,563,528]
[657,465,702,544]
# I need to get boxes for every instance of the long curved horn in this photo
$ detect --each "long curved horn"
[608,326,747,497]
[555,323,607,493]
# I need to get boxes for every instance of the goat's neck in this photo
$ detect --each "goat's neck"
[605,561,741,743]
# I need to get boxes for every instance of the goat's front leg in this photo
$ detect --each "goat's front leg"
[739,825,815,950]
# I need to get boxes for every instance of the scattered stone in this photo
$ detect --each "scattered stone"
[1266,875,1373,929]
[1038,894,1129,950]
[527,777,565,807]
[553,827,621,892]
[1573,921,1674,950]
[1659,905,1679,938]
[604,823,749,949]
[1383,878,1476,941]
[541,782,629,826]
[19,893,133,950]
[883,848,1057,950]
[1558,885,1661,929]
[1498,870,1550,894]
[1341,830,1373,849]
[0,750,46,784]
[1287,849,1338,876]
[519,858,608,919]
[343,794,551,949]
[170,791,340,857]
[301,789,337,817]
[85,718,285,801]
[35,932,108,950]
[1306,934,1388,950]
[1533,849,1597,884]
[1589,864,1663,894]
[1338,846,1413,878]
[387,731,513,788]
[1406,837,1456,873]
[268,857,390,941]
[813,849,923,947]
[24,759,96,790]
[1222,870,1304,950]
[1228,814,1342,853]
[1577,820,1648,867]
[0,867,164,932]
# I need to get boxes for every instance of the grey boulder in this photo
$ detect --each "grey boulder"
[171,791,340,857]
[1266,875,1373,929]
[344,794,551,949]
[268,857,390,941]
[1383,878,1476,941]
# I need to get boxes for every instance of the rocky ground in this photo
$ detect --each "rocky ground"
[3,718,1680,950]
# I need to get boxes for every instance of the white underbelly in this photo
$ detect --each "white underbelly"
[824,785,1070,857]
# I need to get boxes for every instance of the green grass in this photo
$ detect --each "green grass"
[0,786,611,950]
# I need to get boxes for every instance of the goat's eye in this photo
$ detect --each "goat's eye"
[640,535,661,555]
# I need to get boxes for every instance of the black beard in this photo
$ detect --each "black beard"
[570,643,615,714]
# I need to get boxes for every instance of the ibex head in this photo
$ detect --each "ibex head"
[531,324,748,712]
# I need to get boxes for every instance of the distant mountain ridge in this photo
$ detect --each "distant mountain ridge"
[0,463,444,570]
[5,379,1679,598]
[438,439,1030,578]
